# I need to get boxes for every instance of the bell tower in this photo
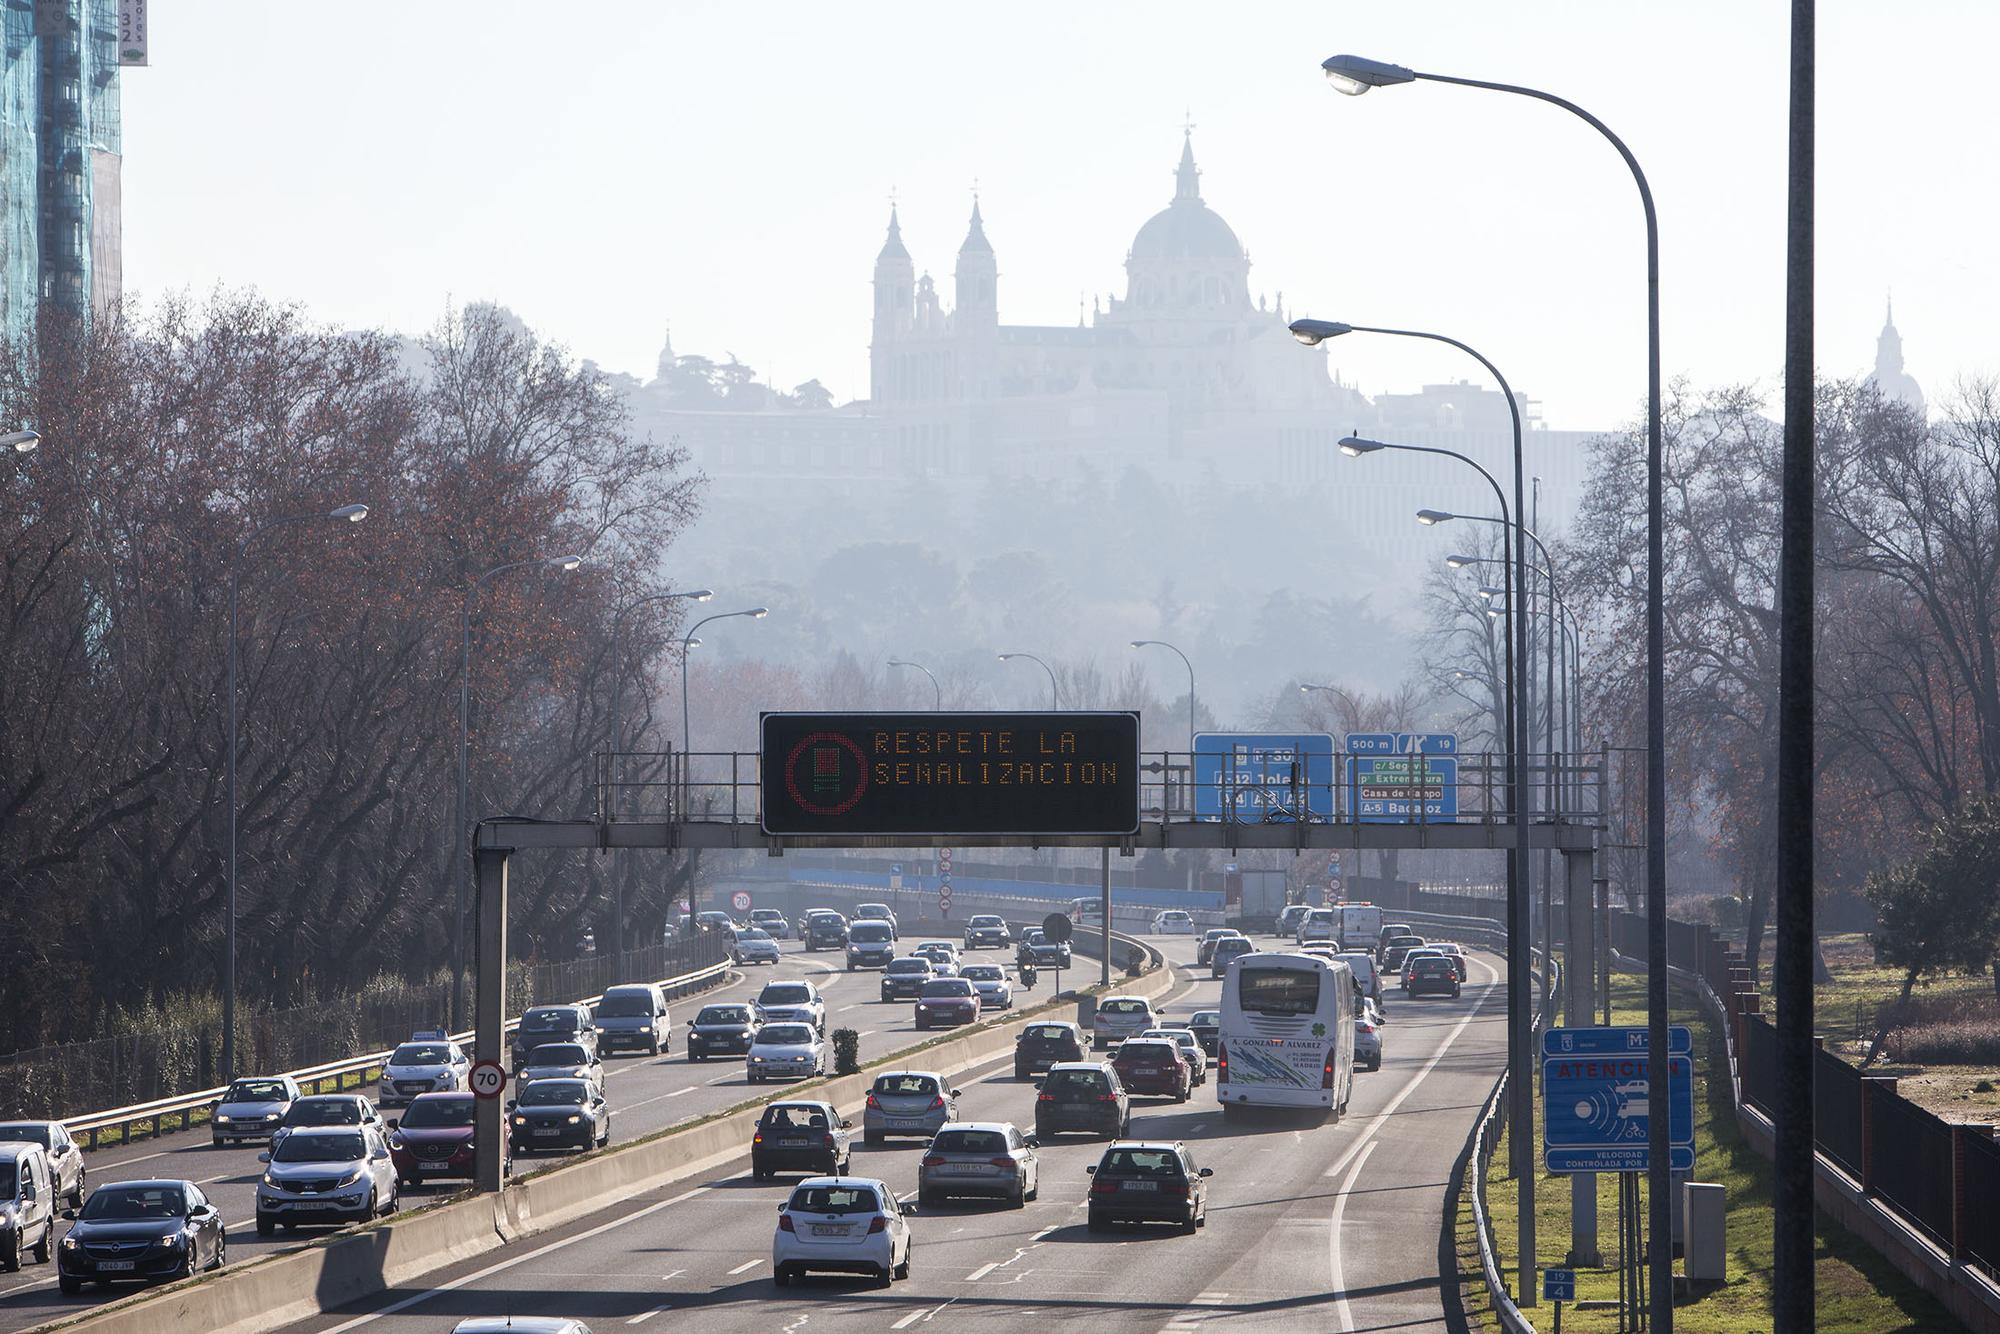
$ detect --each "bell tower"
[871,203,915,402]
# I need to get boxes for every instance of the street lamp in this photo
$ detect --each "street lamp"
[224,501,371,1081]
[600,587,711,957]
[1130,640,1195,757]
[680,607,769,760]
[453,553,586,1025]
[997,652,1059,709]
[1299,681,1363,732]
[1,429,38,453]
[1314,56,1664,1314]
[888,659,943,710]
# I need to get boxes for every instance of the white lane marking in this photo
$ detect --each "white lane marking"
[856,1030,878,1039]
[838,1003,863,1012]
[194,1171,233,1184]
[321,1185,711,1331]
[1323,958,1498,1182]
[727,1257,762,1275]
[659,1267,685,1280]
[620,1084,705,1113]
[891,1314,926,1330]
[1329,1140,1380,1332]
[966,1261,999,1281]
[627,1305,671,1325]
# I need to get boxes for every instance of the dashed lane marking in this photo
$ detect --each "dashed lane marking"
[1330,1140,1380,1334]
[727,1258,762,1275]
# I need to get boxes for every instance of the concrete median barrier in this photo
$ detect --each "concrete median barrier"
[32,937,1174,1334]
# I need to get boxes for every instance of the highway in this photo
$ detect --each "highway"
[267,935,1510,1334]
[0,929,1060,1332]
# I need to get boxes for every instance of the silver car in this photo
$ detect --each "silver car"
[211,1075,303,1146]
[747,1023,826,1083]
[518,1042,604,1093]
[733,928,782,965]
[1355,1009,1383,1071]
[861,1070,960,1145]
[254,1125,398,1232]
[1090,996,1160,1050]
[913,942,961,977]
[378,1038,470,1107]
[917,1121,1039,1207]
[961,963,1013,1010]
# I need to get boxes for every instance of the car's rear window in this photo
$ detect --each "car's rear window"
[1025,1025,1075,1042]
[1190,1011,1222,1026]
[1117,1041,1178,1061]
[873,1074,939,1096]
[932,1129,1008,1154]
[1101,1148,1185,1177]
[1101,999,1150,1015]
[788,1185,881,1215]
[1043,1069,1108,1093]
[1415,958,1453,973]
[1216,938,1251,953]
[921,979,973,998]
[762,1105,830,1130]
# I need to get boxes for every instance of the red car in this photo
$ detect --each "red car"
[1111,1038,1191,1102]
[914,978,981,1030]
[388,1091,499,1185]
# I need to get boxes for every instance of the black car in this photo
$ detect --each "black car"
[686,1003,760,1060]
[508,1078,610,1154]
[803,912,849,952]
[57,1180,226,1293]
[1017,929,1070,969]
[1187,1010,1222,1057]
[1014,1021,1086,1078]
[510,1003,596,1070]
[879,956,935,1001]
[1086,1141,1211,1233]
[962,914,1011,949]
[1034,1062,1129,1139]
[1405,954,1462,998]
[751,1100,853,1179]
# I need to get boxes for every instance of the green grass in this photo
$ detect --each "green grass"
[1460,971,1963,1332]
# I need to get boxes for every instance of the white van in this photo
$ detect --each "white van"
[1335,952,1385,1008]
[595,983,672,1056]
[0,1141,56,1271]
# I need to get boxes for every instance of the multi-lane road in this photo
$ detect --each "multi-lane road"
[0,931,1068,1332]
[245,935,1507,1334]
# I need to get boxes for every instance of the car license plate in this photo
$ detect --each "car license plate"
[418,1160,451,1172]
[936,1164,980,1175]
[296,1201,333,1210]
[97,1260,135,1272]
[1124,1180,1159,1192]
[779,1138,810,1147]
[533,1127,561,1137]
[887,1118,923,1129]
[811,1224,848,1236]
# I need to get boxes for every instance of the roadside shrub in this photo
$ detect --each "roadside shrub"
[1891,1019,2000,1066]
[832,1028,861,1075]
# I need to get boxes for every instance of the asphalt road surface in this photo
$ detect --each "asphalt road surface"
[0,933,1060,1332]
[265,936,1510,1334]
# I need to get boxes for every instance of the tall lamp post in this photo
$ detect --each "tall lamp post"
[1318,415,1533,1284]
[601,588,712,956]
[225,502,371,1081]
[1,429,38,454]
[1316,55,1664,1318]
[888,658,943,709]
[455,554,585,1026]
[678,606,768,923]
[997,652,1059,709]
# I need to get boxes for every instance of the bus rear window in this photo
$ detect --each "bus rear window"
[1237,967,1321,1016]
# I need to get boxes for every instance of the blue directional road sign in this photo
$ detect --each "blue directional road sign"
[1345,733,1459,823]
[1543,1038,1695,1173]
[1194,733,1336,823]
[1543,1026,1692,1058]
[1543,1269,1577,1302]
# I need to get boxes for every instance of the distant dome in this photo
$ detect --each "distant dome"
[1128,131,1246,264]
[1131,201,1244,262]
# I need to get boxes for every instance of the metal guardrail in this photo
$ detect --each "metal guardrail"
[63,956,732,1151]
[1463,944,1557,1334]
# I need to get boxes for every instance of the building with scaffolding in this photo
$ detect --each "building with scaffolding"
[2,0,126,347]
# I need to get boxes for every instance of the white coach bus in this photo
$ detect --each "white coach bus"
[1215,951,1356,1120]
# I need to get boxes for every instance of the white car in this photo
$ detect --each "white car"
[1151,910,1196,935]
[772,1176,912,1287]
[1139,1027,1208,1084]
[755,980,827,1035]
[518,1042,605,1094]
[1091,995,1161,1050]
[748,1022,826,1082]
[254,1125,398,1232]
[733,928,782,965]
[377,1035,470,1107]
[961,963,1013,1010]
[212,1074,304,1145]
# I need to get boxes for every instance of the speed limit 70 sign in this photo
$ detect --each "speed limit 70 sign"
[469,1060,507,1100]
[730,890,753,913]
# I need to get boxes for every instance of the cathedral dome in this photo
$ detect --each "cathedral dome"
[1130,199,1244,262]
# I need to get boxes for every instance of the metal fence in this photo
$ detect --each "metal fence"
[1867,1078,1958,1250]
[1813,1045,1865,1180]
[1742,1017,1778,1117]
[1961,1133,2000,1279]
[0,935,729,1123]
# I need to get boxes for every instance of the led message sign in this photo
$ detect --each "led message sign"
[760,712,1141,837]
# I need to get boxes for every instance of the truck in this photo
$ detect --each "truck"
[1225,868,1292,932]
[1333,902,1384,952]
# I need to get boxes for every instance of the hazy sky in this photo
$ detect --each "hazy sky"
[122,2,1993,430]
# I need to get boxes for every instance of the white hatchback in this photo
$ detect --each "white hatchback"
[772,1177,912,1287]
[1151,910,1196,935]
[748,1023,826,1082]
